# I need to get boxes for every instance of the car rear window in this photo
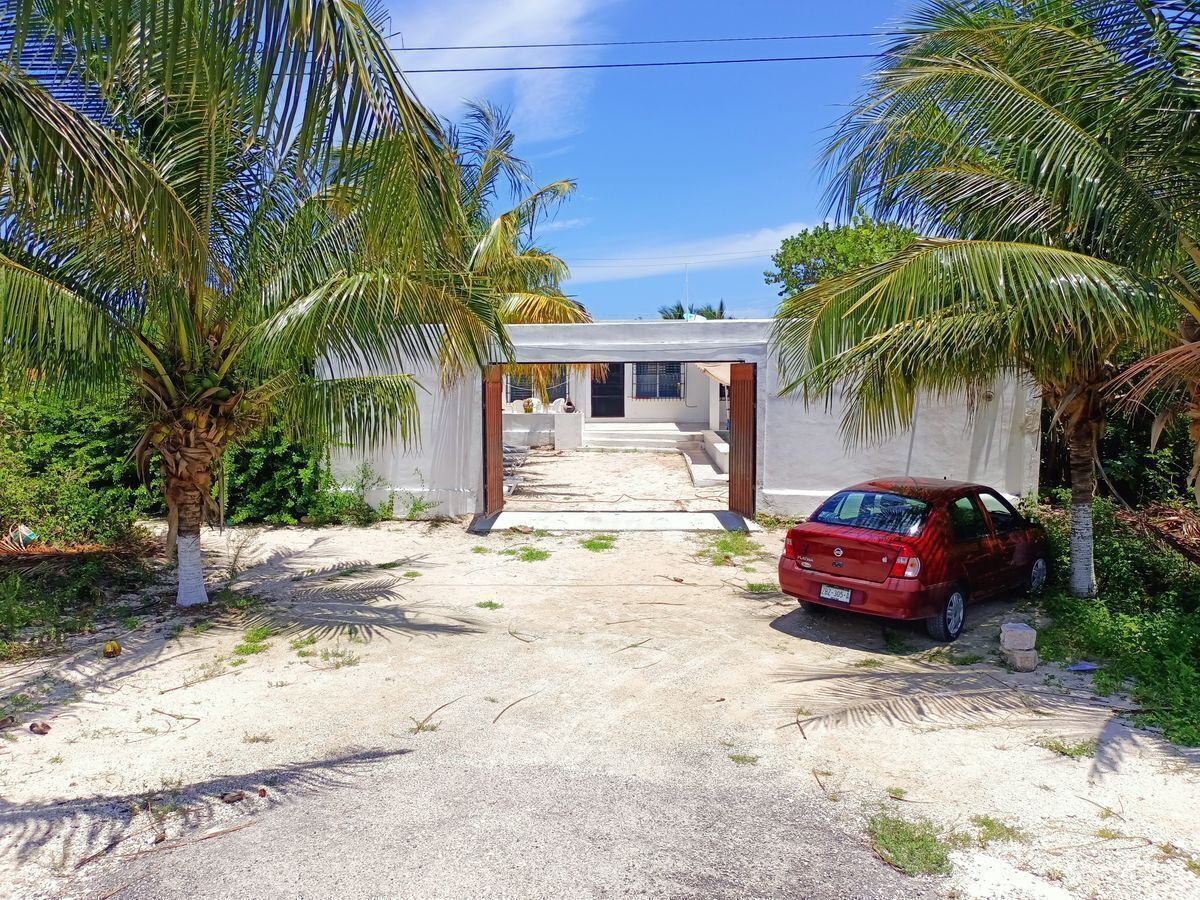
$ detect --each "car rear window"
[811,490,929,537]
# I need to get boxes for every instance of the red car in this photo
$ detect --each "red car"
[778,477,1047,641]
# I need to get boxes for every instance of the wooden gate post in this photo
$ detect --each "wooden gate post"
[728,363,757,519]
[483,366,504,517]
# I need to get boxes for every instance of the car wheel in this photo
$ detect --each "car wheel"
[1024,557,1048,595]
[926,588,966,642]
[800,600,827,615]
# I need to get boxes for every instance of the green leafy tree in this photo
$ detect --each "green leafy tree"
[765,216,917,296]
[0,2,508,605]
[773,0,1197,598]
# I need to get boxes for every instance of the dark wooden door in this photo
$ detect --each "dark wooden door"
[483,366,504,517]
[590,363,625,418]
[729,363,757,518]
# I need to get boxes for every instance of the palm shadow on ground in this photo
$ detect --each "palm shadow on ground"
[767,603,1200,778]
[0,747,410,879]
[209,534,483,643]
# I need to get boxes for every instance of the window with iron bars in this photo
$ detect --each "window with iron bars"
[633,362,684,400]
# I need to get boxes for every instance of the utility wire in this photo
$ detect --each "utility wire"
[403,53,879,74]
[386,31,904,51]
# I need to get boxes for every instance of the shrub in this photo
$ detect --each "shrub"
[0,391,152,546]
[1034,497,1200,745]
[222,425,326,525]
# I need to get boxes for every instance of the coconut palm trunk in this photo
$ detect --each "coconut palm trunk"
[173,482,209,607]
[1065,422,1098,598]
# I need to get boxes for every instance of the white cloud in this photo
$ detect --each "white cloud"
[564,221,812,285]
[540,216,591,232]
[391,0,613,141]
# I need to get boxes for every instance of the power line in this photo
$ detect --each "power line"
[403,53,879,74]
[386,31,903,51]
[570,249,776,263]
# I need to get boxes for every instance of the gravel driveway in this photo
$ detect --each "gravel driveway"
[2,521,1197,899]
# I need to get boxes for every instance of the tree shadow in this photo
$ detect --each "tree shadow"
[0,746,410,877]
[214,540,482,643]
[770,605,1200,777]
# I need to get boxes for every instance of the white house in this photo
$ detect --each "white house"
[332,319,1041,521]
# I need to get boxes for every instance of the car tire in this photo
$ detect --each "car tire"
[1023,557,1048,595]
[926,587,966,642]
[800,600,827,615]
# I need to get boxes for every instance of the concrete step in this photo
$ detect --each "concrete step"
[583,436,704,450]
[681,446,728,488]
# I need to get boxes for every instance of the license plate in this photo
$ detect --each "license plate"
[819,584,852,604]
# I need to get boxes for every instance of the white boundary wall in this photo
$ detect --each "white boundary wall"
[332,320,1041,518]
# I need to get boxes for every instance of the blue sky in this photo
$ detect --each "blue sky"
[388,0,910,320]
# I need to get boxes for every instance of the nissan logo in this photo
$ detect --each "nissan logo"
[833,547,844,557]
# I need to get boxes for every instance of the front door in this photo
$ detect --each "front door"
[590,364,625,418]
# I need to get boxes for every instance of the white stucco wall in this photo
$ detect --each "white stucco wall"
[327,358,482,518]
[330,320,1041,519]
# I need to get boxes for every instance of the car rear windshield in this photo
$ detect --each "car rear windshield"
[811,490,929,537]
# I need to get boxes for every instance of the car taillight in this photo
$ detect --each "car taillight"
[889,551,921,579]
[784,531,796,559]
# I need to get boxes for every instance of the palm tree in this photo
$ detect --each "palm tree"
[0,2,506,606]
[659,299,727,320]
[448,101,590,397]
[773,0,1197,597]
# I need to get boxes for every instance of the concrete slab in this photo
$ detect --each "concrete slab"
[469,510,760,533]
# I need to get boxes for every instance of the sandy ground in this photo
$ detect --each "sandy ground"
[1,521,1198,899]
[505,448,725,511]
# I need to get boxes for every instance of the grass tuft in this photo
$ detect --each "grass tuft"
[1035,736,1098,759]
[867,813,952,876]
[853,658,885,669]
[476,600,503,610]
[580,534,617,553]
[970,815,1030,847]
[727,754,759,766]
[745,582,780,593]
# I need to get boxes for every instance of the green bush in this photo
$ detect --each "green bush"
[222,425,327,525]
[0,391,152,546]
[1035,496,1200,745]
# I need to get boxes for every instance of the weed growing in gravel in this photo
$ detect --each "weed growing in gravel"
[243,733,273,744]
[1035,736,1098,759]
[745,582,779,593]
[728,754,759,766]
[580,534,617,552]
[500,546,550,562]
[886,787,907,800]
[120,615,142,631]
[754,512,795,530]
[229,658,246,667]
[703,531,758,566]
[476,601,503,610]
[319,647,360,669]
[289,635,317,652]
[192,621,212,633]
[867,813,952,876]
[234,626,272,656]
[1096,827,1122,840]
[970,815,1029,848]
[471,546,489,554]
[882,629,918,655]
[853,658,885,669]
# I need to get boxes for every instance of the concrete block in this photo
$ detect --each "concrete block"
[1001,622,1037,651]
[1002,647,1039,672]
